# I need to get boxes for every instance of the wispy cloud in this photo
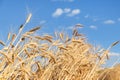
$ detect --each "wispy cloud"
[93,18,98,22]
[52,8,80,17]
[84,14,89,18]
[118,18,120,21]
[104,20,115,24]
[67,26,74,30]
[67,0,74,2]
[52,8,64,17]
[89,25,97,30]
[52,0,74,2]
[67,9,80,17]
[39,20,46,25]
[84,15,98,22]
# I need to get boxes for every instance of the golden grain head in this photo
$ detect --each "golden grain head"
[7,33,11,41]
[28,26,40,32]
[59,33,64,40]
[35,36,44,40]
[11,34,16,42]
[0,40,5,46]
[111,40,120,48]
[0,14,118,80]
[19,24,24,32]
[43,35,53,40]
[25,13,32,24]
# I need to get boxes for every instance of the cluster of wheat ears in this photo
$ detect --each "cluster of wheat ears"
[0,13,120,80]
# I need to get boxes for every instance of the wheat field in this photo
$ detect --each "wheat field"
[0,13,119,80]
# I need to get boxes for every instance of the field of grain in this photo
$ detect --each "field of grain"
[0,13,119,80]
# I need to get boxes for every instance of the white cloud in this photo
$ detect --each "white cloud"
[52,8,80,17]
[104,20,115,24]
[52,8,63,17]
[89,25,97,30]
[67,9,80,17]
[64,8,71,13]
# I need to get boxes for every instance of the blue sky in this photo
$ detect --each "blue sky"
[0,0,120,66]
